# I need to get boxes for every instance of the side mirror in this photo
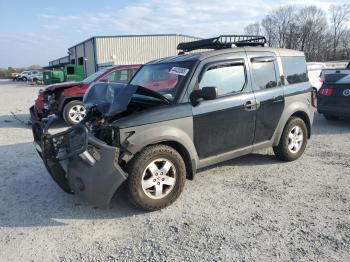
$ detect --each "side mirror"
[190,86,218,105]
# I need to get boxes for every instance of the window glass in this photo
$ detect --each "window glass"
[103,69,130,83]
[324,73,348,83]
[251,61,278,89]
[199,64,246,96]
[282,56,308,84]
[131,62,194,101]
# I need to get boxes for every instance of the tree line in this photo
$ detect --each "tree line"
[244,4,350,62]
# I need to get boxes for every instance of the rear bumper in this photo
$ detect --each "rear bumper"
[31,122,127,209]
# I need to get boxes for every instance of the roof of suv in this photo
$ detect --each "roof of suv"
[147,47,305,65]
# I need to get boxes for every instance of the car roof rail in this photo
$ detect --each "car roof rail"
[177,35,267,54]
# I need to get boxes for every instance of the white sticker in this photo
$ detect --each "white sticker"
[169,67,189,76]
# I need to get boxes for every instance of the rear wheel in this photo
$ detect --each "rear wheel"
[127,145,186,211]
[62,100,86,125]
[323,114,339,121]
[273,117,308,161]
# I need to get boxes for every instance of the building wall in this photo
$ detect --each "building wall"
[68,39,96,76]
[54,35,200,76]
[95,35,199,66]
[84,39,96,76]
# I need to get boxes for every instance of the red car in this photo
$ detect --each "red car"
[30,65,140,125]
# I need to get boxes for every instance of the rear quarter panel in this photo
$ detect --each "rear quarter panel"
[272,83,315,145]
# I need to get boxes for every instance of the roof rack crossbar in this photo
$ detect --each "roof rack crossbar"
[177,35,267,53]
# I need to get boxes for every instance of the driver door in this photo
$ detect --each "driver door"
[192,54,256,159]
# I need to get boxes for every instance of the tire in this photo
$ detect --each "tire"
[273,117,308,162]
[22,77,27,81]
[127,145,186,211]
[323,114,339,121]
[62,100,86,125]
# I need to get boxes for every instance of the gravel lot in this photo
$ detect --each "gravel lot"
[0,79,349,262]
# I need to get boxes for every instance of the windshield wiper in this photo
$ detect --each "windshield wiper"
[135,85,171,104]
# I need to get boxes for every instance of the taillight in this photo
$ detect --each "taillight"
[311,90,317,107]
[319,87,333,96]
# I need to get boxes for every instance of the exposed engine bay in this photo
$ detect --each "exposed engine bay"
[81,83,170,147]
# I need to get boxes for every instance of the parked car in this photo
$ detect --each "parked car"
[317,73,350,120]
[307,62,326,90]
[28,72,43,84]
[30,65,140,125]
[17,71,32,81]
[31,35,316,211]
[16,70,41,81]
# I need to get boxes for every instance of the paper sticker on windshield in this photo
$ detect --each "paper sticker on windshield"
[169,67,189,76]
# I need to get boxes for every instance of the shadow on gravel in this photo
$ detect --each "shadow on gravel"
[312,113,350,135]
[0,142,145,228]
[0,114,31,128]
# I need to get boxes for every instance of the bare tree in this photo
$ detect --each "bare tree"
[297,6,328,61]
[329,4,350,59]
[340,29,350,59]
[261,16,276,47]
[244,22,261,35]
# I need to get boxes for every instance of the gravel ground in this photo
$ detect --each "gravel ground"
[0,80,349,262]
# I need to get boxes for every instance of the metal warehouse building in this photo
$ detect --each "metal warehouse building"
[48,34,199,76]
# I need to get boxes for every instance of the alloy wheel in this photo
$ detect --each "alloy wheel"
[141,158,177,199]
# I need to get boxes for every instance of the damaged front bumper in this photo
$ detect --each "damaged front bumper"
[31,120,127,209]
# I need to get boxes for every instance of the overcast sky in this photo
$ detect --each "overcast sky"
[0,0,348,68]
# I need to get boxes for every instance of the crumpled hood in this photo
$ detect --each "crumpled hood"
[83,83,169,117]
[83,83,136,117]
[45,81,83,92]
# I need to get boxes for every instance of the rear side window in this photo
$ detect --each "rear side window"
[199,63,246,96]
[282,56,308,84]
[103,69,130,83]
[251,59,278,89]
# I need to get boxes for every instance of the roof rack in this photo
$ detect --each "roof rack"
[177,35,267,53]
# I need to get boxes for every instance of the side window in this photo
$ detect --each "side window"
[281,57,308,85]
[251,58,278,89]
[199,63,246,96]
[102,69,129,83]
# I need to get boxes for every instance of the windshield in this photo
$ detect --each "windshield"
[82,68,110,84]
[130,62,194,101]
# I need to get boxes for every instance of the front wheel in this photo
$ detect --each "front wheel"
[127,145,186,211]
[273,117,308,161]
[62,100,86,125]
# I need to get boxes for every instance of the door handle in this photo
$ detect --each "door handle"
[244,100,259,111]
